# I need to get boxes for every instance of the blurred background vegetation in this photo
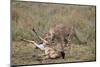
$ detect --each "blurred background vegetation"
[11,1,96,65]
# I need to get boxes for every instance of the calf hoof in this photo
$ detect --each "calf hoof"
[35,46,38,49]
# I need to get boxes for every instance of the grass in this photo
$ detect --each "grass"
[11,1,96,65]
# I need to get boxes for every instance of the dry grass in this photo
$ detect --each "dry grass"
[12,41,96,65]
[11,1,96,65]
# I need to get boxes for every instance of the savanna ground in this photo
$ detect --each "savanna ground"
[11,1,96,65]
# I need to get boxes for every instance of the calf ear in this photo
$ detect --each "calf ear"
[39,36,48,44]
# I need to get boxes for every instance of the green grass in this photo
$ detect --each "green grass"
[11,1,96,65]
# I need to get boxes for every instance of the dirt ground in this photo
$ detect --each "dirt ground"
[11,41,96,65]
